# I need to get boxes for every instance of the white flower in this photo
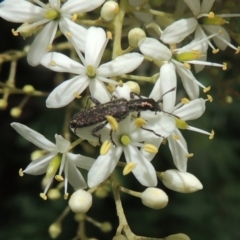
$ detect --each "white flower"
[41,26,144,108]
[160,0,240,53]
[11,122,95,199]
[0,0,105,66]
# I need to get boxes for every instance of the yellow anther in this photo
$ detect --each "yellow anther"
[23,85,35,93]
[66,31,72,38]
[235,46,240,54]
[12,29,19,36]
[209,130,215,139]
[222,62,227,70]
[118,80,123,87]
[120,135,131,146]
[208,12,215,19]
[225,95,232,104]
[46,44,52,51]
[134,117,147,128]
[40,193,47,200]
[183,62,191,69]
[55,175,64,181]
[50,61,56,66]
[172,134,180,140]
[46,156,61,178]
[212,49,219,54]
[175,118,188,129]
[105,115,118,131]
[181,98,190,104]
[71,13,78,21]
[186,153,194,158]
[107,31,113,40]
[100,140,112,155]
[203,86,211,93]
[64,193,69,200]
[86,65,96,78]
[207,95,213,102]
[74,92,82,99]
[143,144,158,153]
[123,162,137,175]
[19,168,24,177]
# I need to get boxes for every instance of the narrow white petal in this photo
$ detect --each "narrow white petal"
[161,18,198,44]
[160,63,177,112]
[24,152,57,175]
[0,0,46,22]
[40,52,85,74]
[66,161,87,190]
[55,135,70,153]
[59,18,86,53]
[87,147,122,188]
[97,53,144,77]
[183,0,200,17]
[149,76,161,101]
[89,79,111,103]
[124,145,157,186]
[168,130,188,172]
[61,0,105,14]
[27,21,58,66]
[11,122,57,151]
[173,98,206,120]
[85,27,107,68]
[67,153,95,170]
[46,75,90,108]
[194,55,207,73]
[139,38,172,61]
[49,0,60,9]
[200,0,215,14]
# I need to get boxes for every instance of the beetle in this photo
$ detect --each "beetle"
[70,87,176,144]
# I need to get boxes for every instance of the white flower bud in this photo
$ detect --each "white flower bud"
[68,189,92,213]
[128,28,146,48]
[141,187,168,209]
[10,107,22,118]
[125,81,140,95]
[165,233,190,240]
[48,222,61,239]
[100,222,112,233]
[101,1,119,22]
[161,170,203,193]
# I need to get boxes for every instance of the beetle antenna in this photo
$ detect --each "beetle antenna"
[157,87,176,103]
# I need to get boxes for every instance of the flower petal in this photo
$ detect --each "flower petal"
[161,18,198,44]
[11,122,57,151]
[200,0,215,14]
[139,38,171,61]
[97,53,144,77]
[61,0,105,14]
[87,147,122,188]
[55,135,70,153]
[89,79,111,103]
[183,0,200,17]
[67,153,95,170]
[124,145,157,186]
[46,75,90,108]
[0,0,46,22]
[27,21,58,66]
[49,0,60,9]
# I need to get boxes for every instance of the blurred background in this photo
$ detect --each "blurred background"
[1,1,240,239]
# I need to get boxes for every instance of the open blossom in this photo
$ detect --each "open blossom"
[41,26,144,108]
[11,122,95,199]
[0,0,105,66]
[160,0,240,53]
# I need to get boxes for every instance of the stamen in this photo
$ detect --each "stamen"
[207,95,213,102]
[212,49,219,54]
[181,98,190,104]
[19,168,24,177]
[143,144,158,153]
[71,14,78,21]
[11,29,19,36]
[55,175,64,181]
[40,193,47,200]
[100,140,112,155]
[123,162,137,175]
[64,193,69,200]
[105,115,118,131]
[74,92,82,99]
[134,117,147,128]
[209,130,215,139]
[203,86,211,93]
[235,47,240,54]
[186,153,194,158]
[183,62,191,69]
[222,62,227,70]
[50,61,56,66]
[208,12,215,19]
[107,31,113,40]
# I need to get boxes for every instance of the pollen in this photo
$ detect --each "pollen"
[134,117,147,127]
[207,95,213,102]
[143,144,158,153]
[222,62,227,70]
[209,130,215,139]
[107,31,113,40]
[72,14,78,21]
[212,49,219,54]
[181,98,190,104]
[123,162,137,175]
[40,193,47,200]
[55,175,64,181]
[105,115,118,131]
[208,12,215,19]
[120,135,131,146]
[74,92,82,99]
[19,168,24,177]
[203,86,211,93]
[11,29,19,36]
[64,193,69,200]
[100,140,112,155]
[186,153,194,158]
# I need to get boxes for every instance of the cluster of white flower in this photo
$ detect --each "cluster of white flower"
[1,0,239,239]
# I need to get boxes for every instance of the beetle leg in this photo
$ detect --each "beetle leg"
[85,96,101,109]
[130,92,143,99]
[91,121,108,145]
[141,126,165,138]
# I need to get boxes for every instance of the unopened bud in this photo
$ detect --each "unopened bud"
[48,189,61,200]
[68,189,92,213]
[101,1,119,22]
[165,233,190,240]
[128,28,146,48]
[112,235,128,240]
[160,170,203,193]
[100,222,112,233]
[10,107,22,118]
[0,99,8,109]
[23,85,35,93]
[49,222,62,239]
[141,187,168,209]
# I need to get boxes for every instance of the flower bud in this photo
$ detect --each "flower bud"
[112,235,128,240]
[160,170,203,193]
[101,1,119,22]
[48,222,61,239]
[100,221,112,233]
[47,188,61,200]
[165,233,190,240]
[68,189,92,213]
[128,28,146,48]
[10,107,22,118]
[141,187,168,209]
[0,99,8,109]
